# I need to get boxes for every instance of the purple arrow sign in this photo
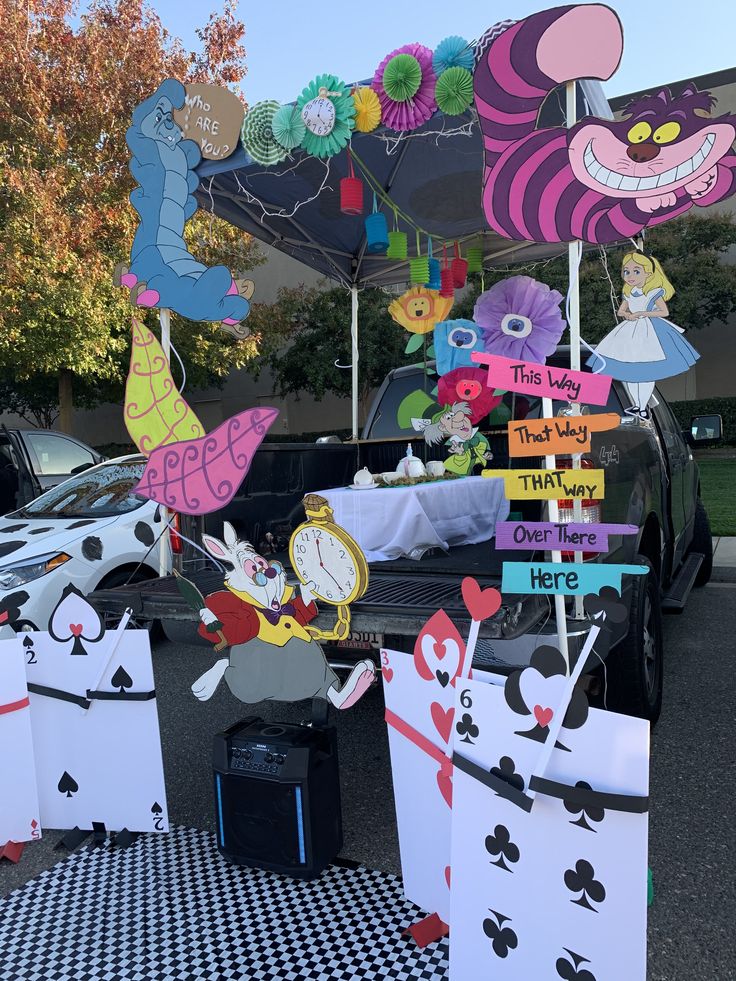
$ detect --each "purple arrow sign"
[495,521,638,553]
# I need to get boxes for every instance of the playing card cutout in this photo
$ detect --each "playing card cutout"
[48,585,105,655]
[0,637,41,844]
[504,645,589,748]
[414,610,466,686]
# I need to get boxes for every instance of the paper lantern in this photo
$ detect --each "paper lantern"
[440,267,455,298]
[365,204,389,254]
[466,247,484,274]
[352,86,382,133]
[241,100,287,166]
[451,242,468,288]
[425,257,441,290]
[340,150,363,215]
[271,104,306,150]
[435,66,474,116]
[387,230,408,260]
[433,35,474,75]
[410,255,430,285]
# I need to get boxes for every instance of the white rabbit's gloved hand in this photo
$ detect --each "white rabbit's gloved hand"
[299,581,318,606]
[200,607,219,626]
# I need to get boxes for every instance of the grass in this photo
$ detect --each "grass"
[697,458,736,537]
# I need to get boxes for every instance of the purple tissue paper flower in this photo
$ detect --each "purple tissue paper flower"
[474,276,565,364]
[372,43,437,132]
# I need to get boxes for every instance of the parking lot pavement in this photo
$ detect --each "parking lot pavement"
[2,585,734,979]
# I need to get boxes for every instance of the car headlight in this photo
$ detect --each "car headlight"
[0,552,72,589]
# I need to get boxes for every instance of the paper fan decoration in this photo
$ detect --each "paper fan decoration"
[474,276,565,364]
[353,86,382,132]
[433,35,474,75]
[372,43,437,132]
[383,54,422,102]
[241,100,287,166]
[297,74,355,158]
[435,67,474,116]
[271,104,306,150]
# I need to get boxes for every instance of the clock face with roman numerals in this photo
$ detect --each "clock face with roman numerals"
[301,96,336,137]
[289,524,362,605]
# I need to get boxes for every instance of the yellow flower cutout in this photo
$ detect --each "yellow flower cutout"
[388,286,454,335]
[353,86,382,133]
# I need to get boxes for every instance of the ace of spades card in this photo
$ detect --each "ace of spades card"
[382,609,471,924]
[25,586,168,834]
[0,632,41,845]
[448,665,649,981]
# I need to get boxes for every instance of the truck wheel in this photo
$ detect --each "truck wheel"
[691,498,713,587]
[605,555,663,724]
[98,567,160,638]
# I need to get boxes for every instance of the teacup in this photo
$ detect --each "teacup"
[426,460,446,477]
[382,471,401,484]
[353,467,374,486]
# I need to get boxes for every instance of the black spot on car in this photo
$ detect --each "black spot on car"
[28,527,53,535]
[81,536,103,561]
[0,541,25,559]
[134,522,155,547]
[0,590,29,624]
[67,520,96,529]
[0,524,27,534]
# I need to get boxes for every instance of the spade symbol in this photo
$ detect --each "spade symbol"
[58,771,79,798]
[111,666,133,693]
[151,802,163,815]
[23,636,33,648]
[151,801,164,830]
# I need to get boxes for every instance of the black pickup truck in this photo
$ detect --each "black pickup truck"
[90,350,717,723]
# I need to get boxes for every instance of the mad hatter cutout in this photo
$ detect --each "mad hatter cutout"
[474,5,736,244]
[117,79,252,328]
[412,402,493,476]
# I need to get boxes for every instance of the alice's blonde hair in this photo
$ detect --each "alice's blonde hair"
[621,252,675,300]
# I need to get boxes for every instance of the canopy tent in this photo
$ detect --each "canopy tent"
[194,78,612,439]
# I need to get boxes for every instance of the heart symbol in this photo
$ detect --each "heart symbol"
[444,866,451,889]
[534,705,554,728]
[381,666,394,684]
[430,703,454,744]
[433,640,447,661]
[69,624,83,637]
[461,578,502,622]
[436,670,449,688]
[436,769,453,808]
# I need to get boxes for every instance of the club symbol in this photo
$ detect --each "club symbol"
[482,909,518,959]
[455,712,479,744]
[556,948,598,980]
[564,859,606,912]
[58,771,79,798]
[490,756,525,794]
[564,782,605,832]
[111,666,133,693]
[484,824,520,873]
[151,801,164,831]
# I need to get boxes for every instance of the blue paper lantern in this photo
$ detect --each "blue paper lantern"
[425,257,441,290]
[365,211,389,253]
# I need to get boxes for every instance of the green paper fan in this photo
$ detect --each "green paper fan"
[241,100,288,166]
[296,74,355,159]
[435,66,474,116]
[271,104,306,150]
[383,54,422,102]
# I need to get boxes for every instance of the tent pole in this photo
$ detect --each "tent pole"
[158,307,171,578]
[351,285,359,441]
[566,82,585,621]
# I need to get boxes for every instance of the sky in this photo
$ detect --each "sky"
[120,0,736,104]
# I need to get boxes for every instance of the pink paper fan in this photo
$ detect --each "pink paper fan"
[372,42,437,132]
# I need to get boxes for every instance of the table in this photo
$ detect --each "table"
[317,476,509,563]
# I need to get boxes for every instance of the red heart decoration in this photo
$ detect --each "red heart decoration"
[433,640,447,661]
[69,624,83,637]
[430,703,454,744]
[381,666,394,684]
[461,578,502,622]
[444,866,451,889]
[436,769,453,808]
[534,704,554,728]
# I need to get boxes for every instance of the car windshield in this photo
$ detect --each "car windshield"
[19,460,147,518]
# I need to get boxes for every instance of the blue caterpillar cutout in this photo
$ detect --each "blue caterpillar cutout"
[434,319,484,375]
[116,79,251,329]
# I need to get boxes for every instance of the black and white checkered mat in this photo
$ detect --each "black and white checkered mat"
[0,827,449,981]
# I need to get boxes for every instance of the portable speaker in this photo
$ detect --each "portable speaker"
[212,716,342,879]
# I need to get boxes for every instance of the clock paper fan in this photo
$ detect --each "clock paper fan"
[241,100,288,166]
[297,74,355,158]
[372,43,437,132]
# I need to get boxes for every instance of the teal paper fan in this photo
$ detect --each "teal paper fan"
[241,100,287,166]
[433,35,474,75]
[296,74,355,159]
[271,104,306,150]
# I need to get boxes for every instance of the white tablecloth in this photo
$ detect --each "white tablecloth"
[317,476,509,563]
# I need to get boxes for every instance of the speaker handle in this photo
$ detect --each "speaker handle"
[217,715,263,740]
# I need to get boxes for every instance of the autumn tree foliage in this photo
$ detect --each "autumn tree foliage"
[0,0,262,430]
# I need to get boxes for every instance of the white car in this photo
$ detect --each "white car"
[0,456,176,630]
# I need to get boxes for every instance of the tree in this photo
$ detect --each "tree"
[254,285,408,416]
[454,212,736,346]
[0,0,263,433]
